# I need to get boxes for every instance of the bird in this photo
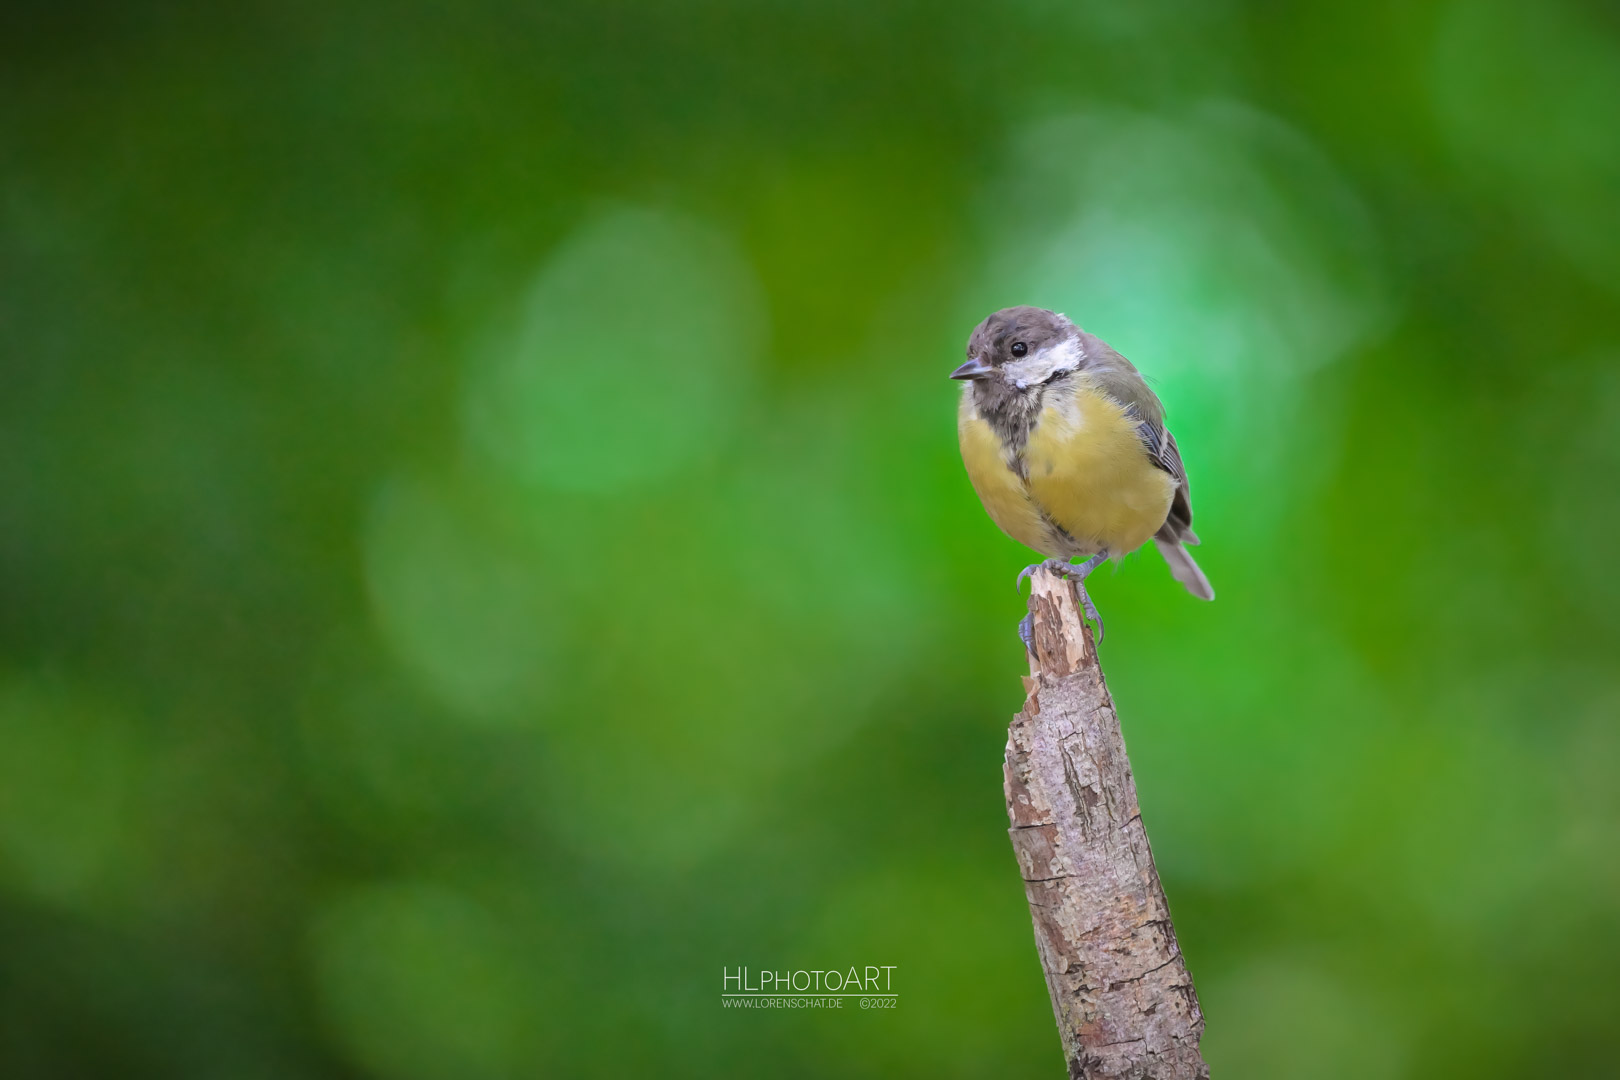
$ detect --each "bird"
[952,305,1212,644]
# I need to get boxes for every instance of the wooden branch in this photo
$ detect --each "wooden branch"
[1004,566,1208,1079]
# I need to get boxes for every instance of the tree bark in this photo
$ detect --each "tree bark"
[1004,566,1208,1079]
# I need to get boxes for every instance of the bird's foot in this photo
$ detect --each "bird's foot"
[1071,578,1105,644]
[1015,557,1077,592]
[1015,553,1108,644]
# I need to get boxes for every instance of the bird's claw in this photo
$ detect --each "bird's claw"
[1073,581,1105,644]
[1015,557,1070,592]
[1017,613,1035,654]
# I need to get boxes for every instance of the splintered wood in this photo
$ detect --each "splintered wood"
[1005,566,1208,1080]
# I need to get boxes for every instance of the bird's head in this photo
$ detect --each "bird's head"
[952,306,1082,391]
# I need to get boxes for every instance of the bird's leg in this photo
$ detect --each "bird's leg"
[1017,613,1035,655]
[1015,552,1109,643]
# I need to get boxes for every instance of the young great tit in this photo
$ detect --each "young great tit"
[952,306,1213,642]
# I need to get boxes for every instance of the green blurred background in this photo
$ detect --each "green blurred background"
[3,0,1618,1076]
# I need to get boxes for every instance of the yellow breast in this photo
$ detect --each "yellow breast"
[958,392,1055,554]
[958,380,1175,559]
[1026,380,1176,556]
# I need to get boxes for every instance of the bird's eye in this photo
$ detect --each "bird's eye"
[1010,341,1028,358]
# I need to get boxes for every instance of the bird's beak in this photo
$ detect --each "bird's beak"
[949,356,993,381]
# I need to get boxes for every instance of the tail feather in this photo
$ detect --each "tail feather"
[1154,538,1214,600]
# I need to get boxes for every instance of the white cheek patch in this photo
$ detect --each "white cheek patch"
[1004,335,1084,389]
